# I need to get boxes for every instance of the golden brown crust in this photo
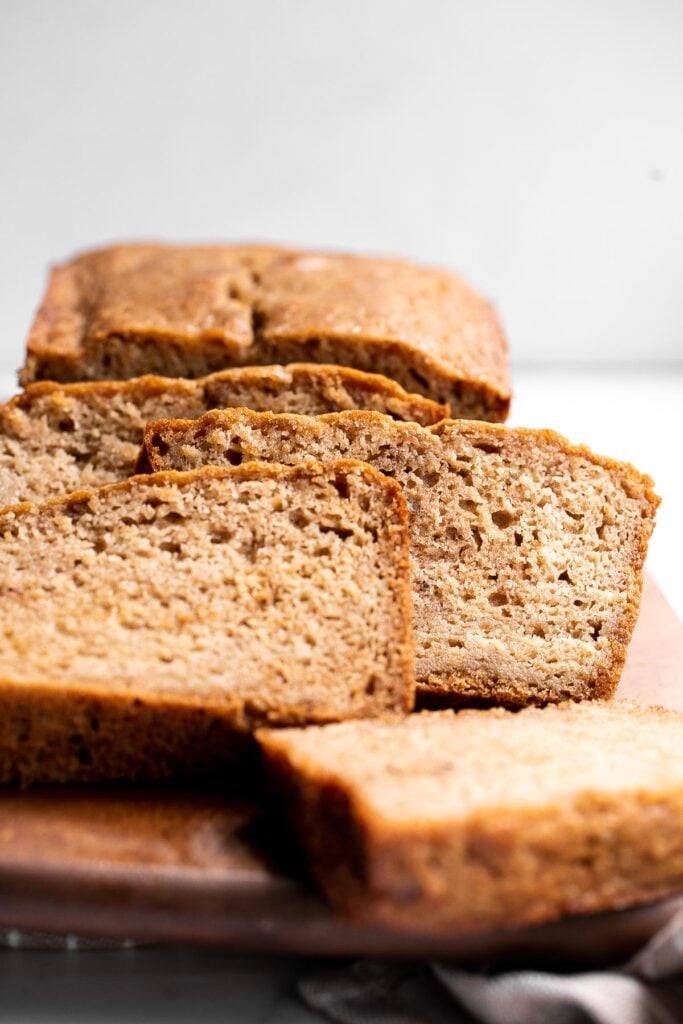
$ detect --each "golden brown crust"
[0,364,447,510]
[9,363,448,426]
[20,243,510,421]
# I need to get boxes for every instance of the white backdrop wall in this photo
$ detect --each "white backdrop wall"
[0,0,682,375]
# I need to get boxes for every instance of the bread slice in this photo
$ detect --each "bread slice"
[20,243,510,421]
[0,365,446,508]
[0,461,413,785]
[140,409,659,707]
[259,701,683,935]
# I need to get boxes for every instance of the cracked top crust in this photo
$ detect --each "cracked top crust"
[20,243,511,421]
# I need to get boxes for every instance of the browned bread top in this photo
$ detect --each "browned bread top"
[259,701,683,934]
[20,243,510,420]
[0,461,414,784]
[140,408,659,708]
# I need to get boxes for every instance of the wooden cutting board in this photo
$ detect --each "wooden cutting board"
[0,574,680,964]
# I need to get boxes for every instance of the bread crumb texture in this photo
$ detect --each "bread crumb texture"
[0,462,413,784]
[0,366,446,508]
[259,701,683,934]
[142,408,659,706]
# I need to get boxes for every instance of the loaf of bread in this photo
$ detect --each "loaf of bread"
[0,365,446,508]
[0,461,413,784]
[259,701,683,935]
[20,243,510,421]
[140,409,659,707]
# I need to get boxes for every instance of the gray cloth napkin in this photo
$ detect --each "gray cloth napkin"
[299,907,683,1024]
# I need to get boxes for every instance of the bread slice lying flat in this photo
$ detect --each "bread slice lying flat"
[0,461,413,785]
[0,365,446,509]
[140,409,659,707]
[20,243,510,420]
[259,701,683,936]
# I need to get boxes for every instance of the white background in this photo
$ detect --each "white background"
[1,0,683,371]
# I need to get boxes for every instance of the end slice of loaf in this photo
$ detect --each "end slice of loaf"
[19,243,510,420]
[0,461,413,785]
[0,365,446,508]
[140,408,659,707]
[259,701,683,935]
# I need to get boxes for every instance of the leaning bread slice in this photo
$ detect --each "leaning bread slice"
[20,243,510,420]
[259,702,683,936]
[0,461,413,785]
[0,364,446,508]
[140,409,659,707]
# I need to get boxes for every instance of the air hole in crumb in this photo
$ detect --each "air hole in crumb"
[471,527,483,550]
[566,510,583,521]
[290,510,311,529]
[459,498,478,513]
[574,599,584,607]
[58,418,75,432]
[320,525,354,541]
[160,541,182,555]
[491,510,515,529]
[210,529,232,545]
[590,623,602,641]
[64,501,89,521]
[514,531,523,547]
[251,309,267,334]
[473,442,501,455]
[533,626,546,639]
[151,433,169,456]
[94,537,107,554]
[365,677,378,696]
[488,591,508,607]
[558,570,573,584]
[596,522,606,540]
[162,511,185,523]
[448,638,464,648]
[332,475,350,499]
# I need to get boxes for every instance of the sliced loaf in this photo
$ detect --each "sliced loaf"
[259,701,683,935]
[0,364,446,508]
[0,461,413,784]
[20,243,510,420]
[140,409,659,707]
